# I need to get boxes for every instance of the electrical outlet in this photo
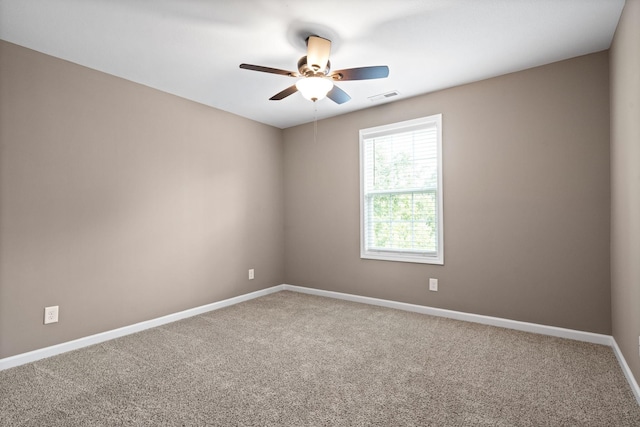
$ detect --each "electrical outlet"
[44,306,59,324]
[429,278,438,292]
[248,269,254,280]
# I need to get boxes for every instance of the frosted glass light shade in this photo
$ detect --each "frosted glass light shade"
[295,77,333,101]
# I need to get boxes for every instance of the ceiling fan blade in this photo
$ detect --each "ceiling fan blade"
[269,85,298,100]
[330,66,389,81]
[306,36,331,73]
[240,63,298,77]
[326,85,351,104]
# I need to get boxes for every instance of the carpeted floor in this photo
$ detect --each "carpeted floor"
[1,290,639,426]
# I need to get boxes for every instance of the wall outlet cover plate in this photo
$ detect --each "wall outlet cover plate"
[44,306,59,324]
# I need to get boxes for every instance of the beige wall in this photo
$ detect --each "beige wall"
[0,41,285,358]
[284,52,611,334]
[611,0,640,381]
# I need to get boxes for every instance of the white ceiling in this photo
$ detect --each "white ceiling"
[0,0,625,129]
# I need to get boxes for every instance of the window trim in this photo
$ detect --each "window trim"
[359,114,444,265]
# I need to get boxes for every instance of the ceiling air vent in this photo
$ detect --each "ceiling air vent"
[368,90,400,102]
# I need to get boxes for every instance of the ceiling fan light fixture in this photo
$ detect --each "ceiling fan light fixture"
[295,77,333,102]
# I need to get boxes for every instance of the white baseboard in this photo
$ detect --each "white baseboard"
[2,282,639,406]
[282,284,612,345]
[611,339,640,405]
[0,285,286,371]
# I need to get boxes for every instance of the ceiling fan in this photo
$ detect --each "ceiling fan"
[239,36,389,104]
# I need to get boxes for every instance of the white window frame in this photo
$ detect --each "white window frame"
[359,114,444,265]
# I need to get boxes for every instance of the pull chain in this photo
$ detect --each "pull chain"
[313,101,318,143]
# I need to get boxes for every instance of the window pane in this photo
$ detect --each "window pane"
[372,195,390,220]
[414,219,437,251]
[392,194,412,221]
[373,221,391,248]
[413,192,436,220]
[391,222,412,249]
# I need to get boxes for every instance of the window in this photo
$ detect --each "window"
[360,114,443,264]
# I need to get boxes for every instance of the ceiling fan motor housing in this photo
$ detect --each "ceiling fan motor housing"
[297,56,331,77]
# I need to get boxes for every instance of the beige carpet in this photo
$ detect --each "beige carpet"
[1,290,639,426]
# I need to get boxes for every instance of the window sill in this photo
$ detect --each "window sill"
[361,251,444,265]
